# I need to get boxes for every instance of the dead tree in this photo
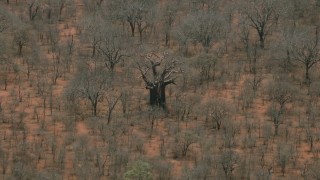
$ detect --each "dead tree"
[137,52,180,109]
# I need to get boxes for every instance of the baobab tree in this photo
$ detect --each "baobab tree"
[137,52,180,109]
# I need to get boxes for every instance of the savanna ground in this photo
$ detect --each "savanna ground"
[1,0,320,179]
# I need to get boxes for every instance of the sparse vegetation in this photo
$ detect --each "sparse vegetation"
[0,0,320,179]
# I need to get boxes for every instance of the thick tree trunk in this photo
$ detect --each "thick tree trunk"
[149,88,157,106]
[149,84,166,109]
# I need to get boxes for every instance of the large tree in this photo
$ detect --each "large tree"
[137,52,180,109]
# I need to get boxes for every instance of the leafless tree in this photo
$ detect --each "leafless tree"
[153,160,172,180]
[25,49,40,79]
[35,73,51,120]
[192,53,217,85]
[284,0,310,23]
[239,17,250,56]
[98,27,128,75]
[0,148,8,178]
[80,15,104,57]
[173,93,200,124]
[0,9,8,33]
[161,2,178,47]
[82,0,104,13]
[137,52,181,109]
[13,28,29,56]
[95,0,104,7]
[56,0,70,21]
[247,43,263,93]
[267,81,295,135]
[220,150,239,180]
[308,159,320,180]
[185,10,223,53]
[204,98,231,130]
[172,19,194,55]
[304,125,317,152]
[66,67,109,116]
[278,24,295,72]
[242,0,279,48]
[50,50,63,85]
[277,144,291,175]
[119,88,131,115]
[190,0,221,10]
[109,0,155,40]
[135,1,156,43]
[290,26,320,84]
[27,0,41,21]
[106,91,122,124]
[223,120,241,149]
[173,130,198,158]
